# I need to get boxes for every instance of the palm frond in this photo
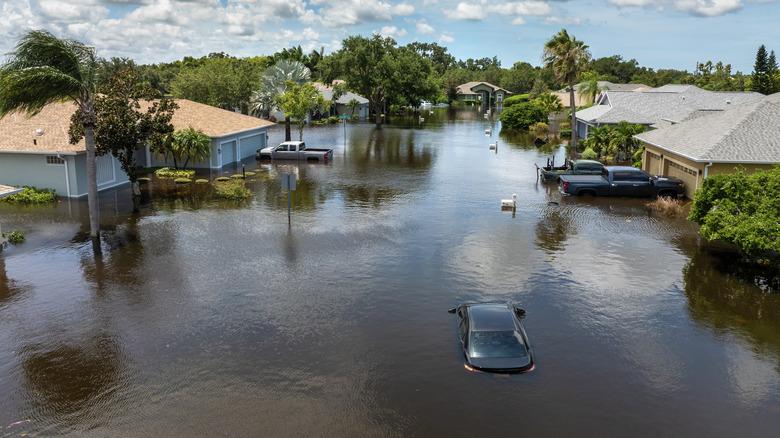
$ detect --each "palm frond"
[0,66,82,116]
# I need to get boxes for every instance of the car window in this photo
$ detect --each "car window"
[299,142,305,150]
[277,144,288,152]
[468,331,527,358]
[631,171,650,181]
[613,171,632,181]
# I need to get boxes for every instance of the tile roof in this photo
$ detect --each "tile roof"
[635,93,780,163]
[577,85,764,127]
[0,99,273,154]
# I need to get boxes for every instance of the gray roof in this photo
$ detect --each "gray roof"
[635,93,780,163]
[455,81,511,95]
[314,83,368,105]
[577,85,764,127]
[568,81,649,92]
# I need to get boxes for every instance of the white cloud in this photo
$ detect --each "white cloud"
[416,19,435,34]
[377,25,408,38]
[444,2,487,20]
[439,33,454,43]
[392,2,416,14]
[609,0,743,16]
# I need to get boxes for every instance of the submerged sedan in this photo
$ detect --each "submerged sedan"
[448,303,534,373]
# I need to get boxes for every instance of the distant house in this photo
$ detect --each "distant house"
[0,99,273,197]
[635,92,780,198]
[455,82,511,106]
[314,82,369,120]
[553,81,650,108]
[574,85,763,139]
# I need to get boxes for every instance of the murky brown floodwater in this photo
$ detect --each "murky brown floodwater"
[1,109,779,437]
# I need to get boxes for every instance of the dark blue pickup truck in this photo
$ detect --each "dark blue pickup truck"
[559,166,685,198]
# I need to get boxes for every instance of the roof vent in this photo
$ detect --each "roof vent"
[726,100,732,104]
[34,128,45,136]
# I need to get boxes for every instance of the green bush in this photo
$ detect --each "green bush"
[244,171,256,177]
[499,102,547,131]
[195,179,209,184]
[174,178,192,184]
[214,176,230,182]
[689,167,780,256]
[560,128,572,138]
[581,147,598,160]
[214,179,251,200]
[5,230,25,244]
[503,94,530,107]
[155,167,195,179]
[230,174,245,179]
[0,187,56,204]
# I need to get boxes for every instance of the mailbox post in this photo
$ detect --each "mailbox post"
[280,172,297,227]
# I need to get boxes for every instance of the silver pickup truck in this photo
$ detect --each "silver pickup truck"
[256,141,333,163]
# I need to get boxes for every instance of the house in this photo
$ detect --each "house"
[553,81,650,108]
[314,82,369,120]
[455,82,511,106]
[0,99,273,198]
[635,92,780,199]
[574,85,763,139]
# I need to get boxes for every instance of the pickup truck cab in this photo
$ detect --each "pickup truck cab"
[256,141,333,163]
[559,166,685,198]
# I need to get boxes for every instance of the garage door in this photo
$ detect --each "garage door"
[664,160,699,199]
[644,150,662,176]
[221,140,236,167]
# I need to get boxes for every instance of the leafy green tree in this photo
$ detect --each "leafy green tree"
[0,30,101,238]
[543,29,591,150]
[250,60,311,141]
[768,50,779,94]
[532,93,564,115]
[589,55,642,83]
[405,42,456,75]
[171,56,262,113]
[689,167,780,257]
[171,128,211,169]
[752,45,773,94]
[275,82,326,141]
[499,101,547,131]
[502,62,538,93]
[69,68,177,207]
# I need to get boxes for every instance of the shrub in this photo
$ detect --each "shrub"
[689,167,780,256]
[214,179,251,200]
[0,187,56,204]
[5,230,25,244]
[214,176,230,182]
[195,179,209,184]
[244,171,256,177]
[560,128,572,138]
[174,178,192,184]
[230,174,245,179]
[503,94,530,107]
[499,102,547,131]
[155,167,195,179]
[647,197,685,217]
[581,147,598,160]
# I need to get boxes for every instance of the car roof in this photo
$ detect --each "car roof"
[574,160,602,165]
[281,141,304,145]
[606,166,642,171]
[468,304,516,331]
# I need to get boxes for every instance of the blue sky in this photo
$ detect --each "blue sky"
[0,0,778,72]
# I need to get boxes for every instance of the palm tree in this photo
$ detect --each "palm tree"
[0,31,101,238]
[250,60,311,141]
[543,30,591,152]
[578,71,606,105]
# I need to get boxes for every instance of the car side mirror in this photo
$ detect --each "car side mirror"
[447,307,457,314]
[514,307,526,318]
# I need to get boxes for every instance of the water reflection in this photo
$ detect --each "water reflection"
[0,256,29,306]
[21,335,122,421]
[684,249,780,362]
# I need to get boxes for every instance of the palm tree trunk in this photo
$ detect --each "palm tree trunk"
[569,85,578,152]
[285,116,292,141]
[84,124,100,239]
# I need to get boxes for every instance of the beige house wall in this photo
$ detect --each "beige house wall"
[642,143,777,199]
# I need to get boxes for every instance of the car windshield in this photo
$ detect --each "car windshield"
[468,330,527,358]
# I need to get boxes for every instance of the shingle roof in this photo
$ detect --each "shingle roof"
[567,81,650,92]
[635,93,780,163]
[313,83,369,105]
[455,81,511,95]
[0,99,273,154]
[577,85,764,127]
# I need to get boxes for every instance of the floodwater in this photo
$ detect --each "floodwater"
[1,109,779,437]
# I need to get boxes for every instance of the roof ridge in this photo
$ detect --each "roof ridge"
[700,99,767,160]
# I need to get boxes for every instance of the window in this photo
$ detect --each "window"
[277,144,288,152]
[668,161,698,176]
[468,331,528,359]
[613,172,633,181]
[46,155,64,165]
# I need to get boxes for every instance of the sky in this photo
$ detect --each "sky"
[0,0,778,72]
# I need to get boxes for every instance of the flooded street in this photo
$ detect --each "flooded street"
[1,109,779,437]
